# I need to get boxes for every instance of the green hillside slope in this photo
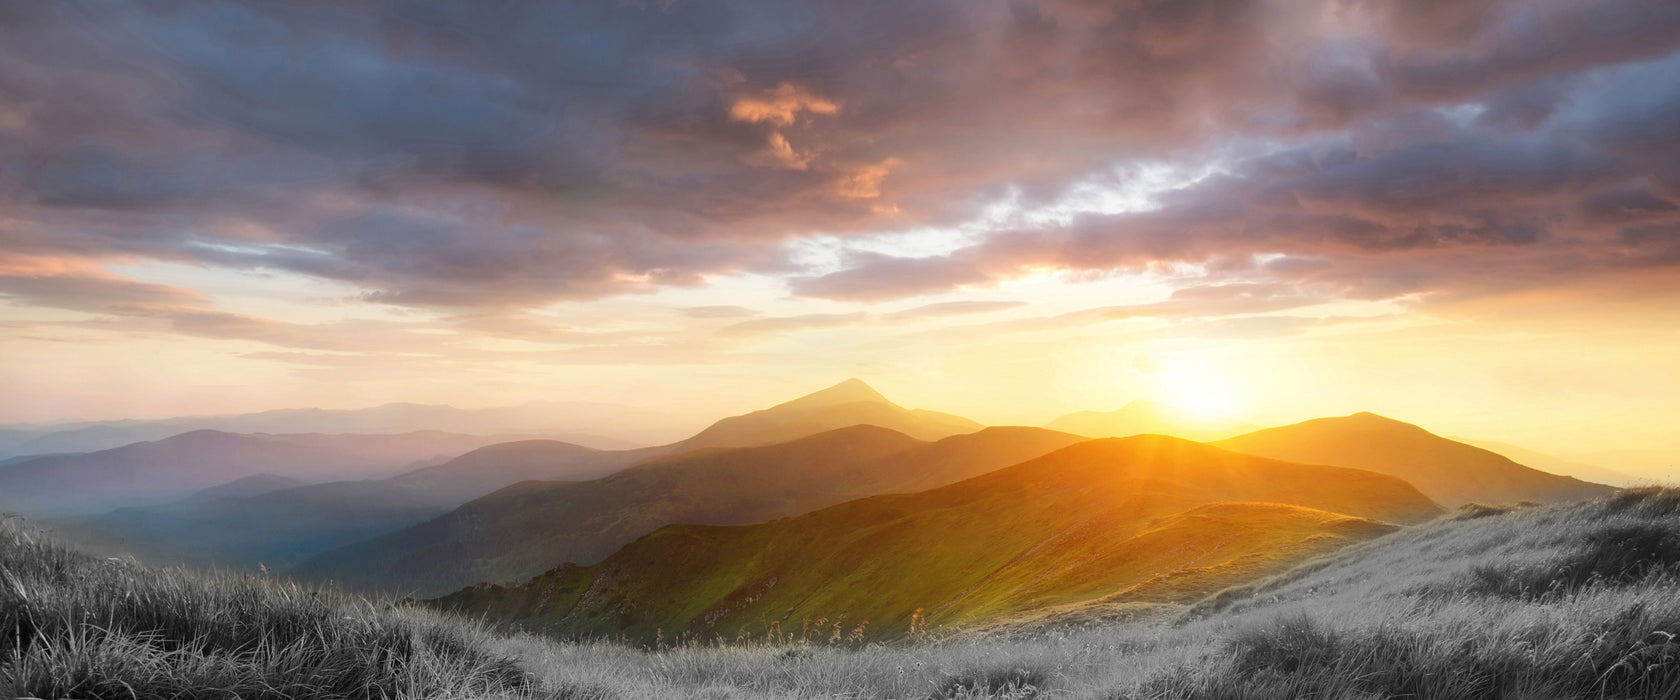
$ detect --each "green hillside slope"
[437,435,1442,641]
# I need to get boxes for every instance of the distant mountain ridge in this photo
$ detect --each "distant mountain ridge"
[436,435,1442,641]
[0,430,530,516]
[1047,400,1259,442]
[1215,412,1615,507]
[0,400,685,458]
[64,438,651,570]
[294,423,1082,596]
[678,378,982,449]
[1452,438,1642,487]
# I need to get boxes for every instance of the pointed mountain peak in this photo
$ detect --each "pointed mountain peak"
[1339,412,1427,431]
[774,378,892,411]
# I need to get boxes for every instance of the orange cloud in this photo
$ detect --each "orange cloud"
[765,132,811,170]
[833,158,902,199]
[729,83,839,126]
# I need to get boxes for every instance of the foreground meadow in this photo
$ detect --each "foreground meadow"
[6,489,1680,699]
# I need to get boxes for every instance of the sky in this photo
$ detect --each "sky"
[0,0,1676,466]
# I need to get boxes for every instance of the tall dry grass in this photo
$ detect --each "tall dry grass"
[488,488,1680,699]
[7,488,1680,698]
[0,514,544,699]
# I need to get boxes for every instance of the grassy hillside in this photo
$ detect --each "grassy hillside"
[10,487,1680,698]
[1047,400,1258,442]
[679,378,982,449]
[0,517,545,700]
[1216,411,1615,506]
[483,488,1680,699]
[436,435,1442,641]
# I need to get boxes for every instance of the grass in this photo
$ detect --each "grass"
[8,488,1680,698]
[489,487,1680,699]
[0,514,544,699]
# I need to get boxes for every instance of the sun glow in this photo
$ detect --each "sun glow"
[1154,363,1239,418]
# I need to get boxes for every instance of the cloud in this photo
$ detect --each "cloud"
[680,305,759,319]
[718,312,870,338]
[729,83,840,126]
[789,251,994,301]
[882,300,1027,321]
[0,256,207,315]
[0,0,1676,319]
[793,48,1680,304]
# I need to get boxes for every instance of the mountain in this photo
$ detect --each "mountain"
[677,378,982,449]
[0,452,70,469]
[63,439,648,570]
[0,400,688,458]
[1555,446,1679,484]
[184,474,307,502]
[1453,438,1642,487]
[1215,413,1615,507]
[0,430,531,516]
[435,435,1443,641]
[1046,400,1259,442]
[387,440,663,495]
[295,425,1084,596]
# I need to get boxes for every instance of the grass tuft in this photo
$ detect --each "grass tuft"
[1468,523,1680,599]
[0,516,544,699]
[1452,502,1518,520]
[930,663,1048,699]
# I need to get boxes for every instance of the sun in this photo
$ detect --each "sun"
[1154,364,1238,418]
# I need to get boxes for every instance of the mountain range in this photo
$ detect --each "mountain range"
[295,424,1085,595]
[1452,438,1642,487]
[676,378,982,449]
[0,430,530,516]
[41,378,987,575]
[436,435,1442,641]
[0,400,686,459]
[62,438,651,570]
[1214,412,1615,506]
[14,377,1632,640]
[1046,400,1259,442]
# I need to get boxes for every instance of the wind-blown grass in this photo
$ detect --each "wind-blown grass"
[486,488,1680,699]
[8,489,1680,698]
[0,515,542,699]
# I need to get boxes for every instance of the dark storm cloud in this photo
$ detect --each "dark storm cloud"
[2,0,1678,319]
[794,44,1680,305]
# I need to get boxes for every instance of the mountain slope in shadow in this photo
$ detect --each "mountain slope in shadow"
[436,435,1443,641]
[295,425,1085,596]
[1214,413,1615,507]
